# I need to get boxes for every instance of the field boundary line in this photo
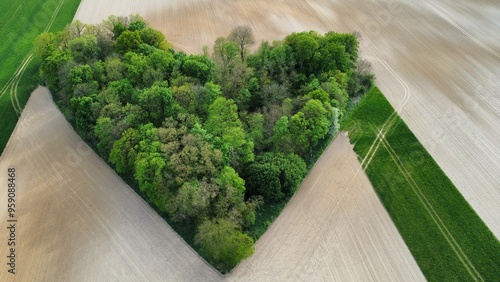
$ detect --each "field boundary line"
[377,129,484,281]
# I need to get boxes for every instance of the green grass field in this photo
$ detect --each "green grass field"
[0,0,82,155]
[342,87,500,281]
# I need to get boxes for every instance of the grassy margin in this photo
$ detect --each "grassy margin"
[341,87,500,281]
[0,0,82,155]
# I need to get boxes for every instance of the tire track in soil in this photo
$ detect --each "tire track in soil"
[378,131,484,281]
[1,0,66,116]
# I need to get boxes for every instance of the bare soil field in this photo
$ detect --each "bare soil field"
[227,132,425,281]
[0,87,424,280]
[0,87,221,281]
[75,0,500,238]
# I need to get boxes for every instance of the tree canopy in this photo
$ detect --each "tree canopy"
[36,17,373,272]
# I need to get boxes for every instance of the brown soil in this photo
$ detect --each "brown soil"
[0,87,222,281]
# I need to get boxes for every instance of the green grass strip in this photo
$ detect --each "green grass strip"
[342,87,500,281]
[0,0,82,155]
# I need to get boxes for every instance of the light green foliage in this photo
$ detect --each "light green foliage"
[134,150,166,200]
[206,97,242,135]
[123,51,149,86]
[306,89,330,104]
[40,50,73,89]
[272,116,292,152]
[105,56,126,82]
[206,97,255,165]
[301,99,330,143]
[115,30,143,54]
[109,127,140,174]
[195,218,254,271]
[243,112,264,150]
[218,166,245,194]
[94,117,115,155]
[138,82,174,126]
[68,64,94,89]
[34,32,58,60]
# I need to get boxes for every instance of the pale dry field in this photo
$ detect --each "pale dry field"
[0,87,221,281]
[75,0,500,237]
[0,87,423,281]
[227,132,425,281]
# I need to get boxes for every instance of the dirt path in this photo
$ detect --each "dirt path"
[227,132,425,281]
[0,87,222,281]
[75,0,500,238]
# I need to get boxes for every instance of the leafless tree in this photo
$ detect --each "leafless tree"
[228,25,255,62]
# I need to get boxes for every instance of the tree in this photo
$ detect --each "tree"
[205,98,254,165]
[39,50,73,90]
[115,30,143,54]
[123,51,149,86]
[68,35,100,64]
[228,25,255,62]
[181,56,212,83]
[105,56,125,82]
[137,82,174,127]
[140,27,171,50]
[34,32,58,60]
[70,96,100,139]
[285,31,319,75]
[94,117,116,156]
[172,84,196,113]
[246,152,306,201]
[212,37,239,71]
[128,19,147,31]
[272,116,292,152]
[168,133,223,187]
[205,97,241,136]
[135,150,166,202]
[195,218,254,271]
[109,127,140,175]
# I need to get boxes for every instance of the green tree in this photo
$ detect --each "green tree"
[182,57,212,83]
[123,51,149,86]
[135,149,166,202]
[39,50,73,90]
[138,82,174,127]
[68,35,100,64]
[246,152,306,201]
[70,96,100,139]
[272,116,292,152]
[140,27,171,50]
[109,127,140,175]
[94,117,116,155]
[34,32,58,60]
[195,218,254,271]
[105,56,125,82]
[206,97,254,165]
[115,30,143,54]
[68,64,94,90]
[168,133,223,187]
